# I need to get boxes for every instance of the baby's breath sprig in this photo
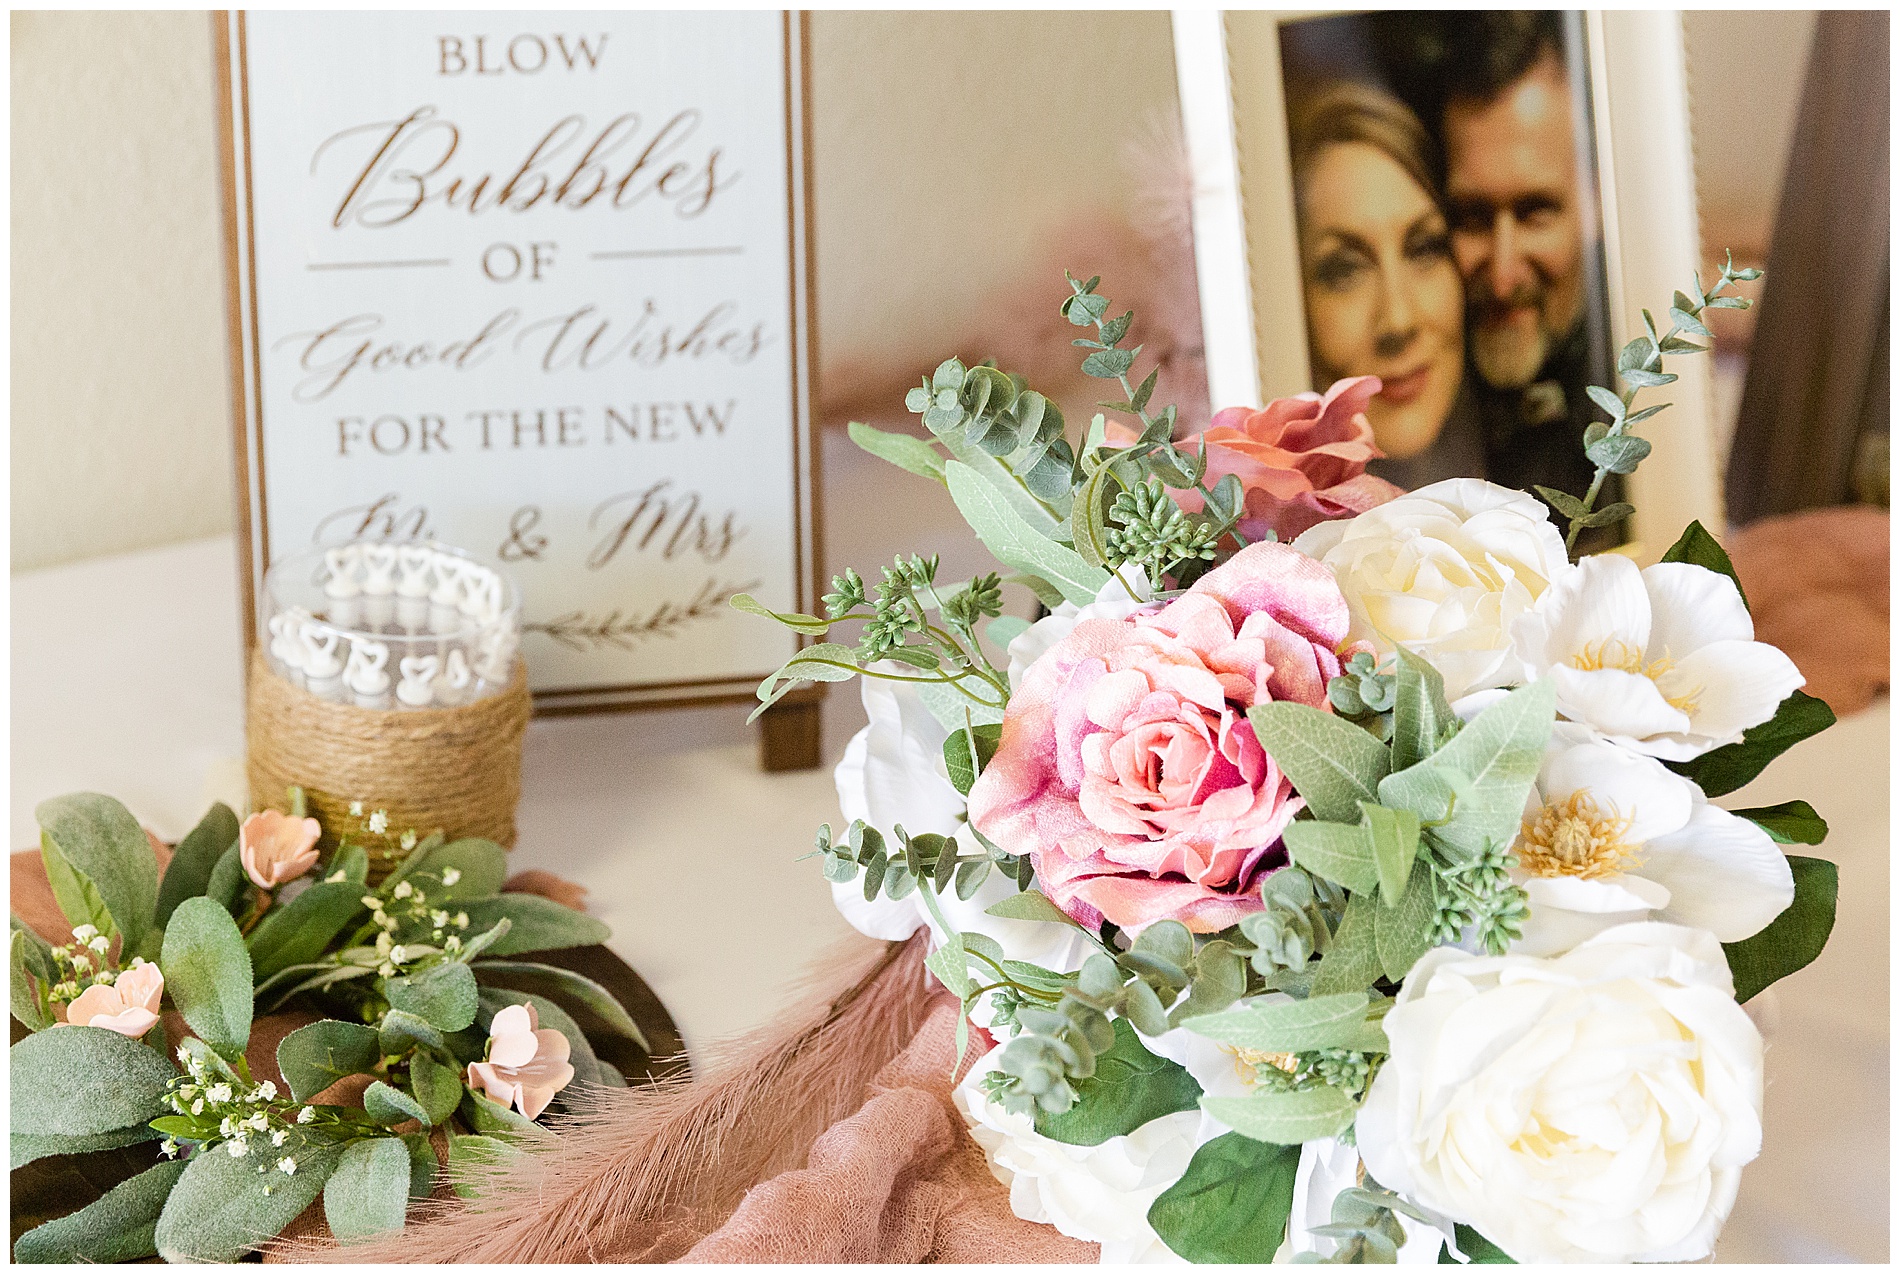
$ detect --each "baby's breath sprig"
[154,1039,378,1168]
[38,924,120,1006]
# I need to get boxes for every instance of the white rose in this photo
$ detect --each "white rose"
[1356,923,1764,1263]
[954,1045,1199,1260]
[1292,478,1573,701]
[1005,565,1153,692]
[1512,553,1805,761]
[1510,723,1793,955]
[832,674,1093,982]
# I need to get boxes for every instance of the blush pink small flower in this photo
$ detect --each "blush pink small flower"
[1175,377,1404,543]
[239,810,322,890]
[62,960,164,1037]
[968,541,1358,934]
[466,1003,574,1120]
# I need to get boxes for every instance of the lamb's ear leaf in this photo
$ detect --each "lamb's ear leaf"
[323,1137,412,1242]
[153,1134,343,1262]
[160,897,253,1061]
[36,793,161,952]
[156,803,241,928]
[1723,855,1837,1003]
[13,1157,188,1263]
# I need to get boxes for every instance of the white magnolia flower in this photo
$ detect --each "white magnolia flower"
[1003,565,1154,692]
[1357,923,1764,1264]
[954,1045,1199,1259]
[1293,478,1574,701]
[1510,724,1794,955]
[831,674,1093,987]
[1513,554,1804,760]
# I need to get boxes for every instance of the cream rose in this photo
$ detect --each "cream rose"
[1292,478,1574,701]
[1356,923,1764,1264]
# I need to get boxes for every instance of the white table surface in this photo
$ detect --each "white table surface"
[10,447,1888,1262]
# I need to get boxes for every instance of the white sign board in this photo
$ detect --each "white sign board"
[219,10,816,712]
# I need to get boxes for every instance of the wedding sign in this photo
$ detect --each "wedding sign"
[217,10,817,712]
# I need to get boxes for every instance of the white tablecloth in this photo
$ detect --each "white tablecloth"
[11,524,1888,1263]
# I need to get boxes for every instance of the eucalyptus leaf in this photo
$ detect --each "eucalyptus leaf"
[36,793,161,951]
[1311,892,1384,995]
[37,834,115,945]
[160,896,254,1060]
[324,1136,412,1241]
[1375,860,1437,983]
[847,420,948,484]
[409,1050,469,1122]
[750,643,862,720]
[276,1019,382,1103]
[1186,992,1372,1054]
[1391,649,1454,773]
[364,1079,430,1127]
[1360,802,1420,905]
[156,802,240,928]
[1248,702,1392,823]
[380,1008,447,1055]
[727,592,832,635]
[1377,681,1555,858]
[1283,821,1379,893]
[458,1090,551,1141]
[1204,1084,1358,1145]
[471,959,650,1052]
[1147,1132,1300,1263]
[945,460,1108,606]
[14,1157,188,1263]
[153,1134,342,1262]
[984,889,1085,929]
[446,1132,521,1199]
[942,723,1003,797]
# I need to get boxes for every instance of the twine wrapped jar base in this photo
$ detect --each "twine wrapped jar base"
[245,648,531,868]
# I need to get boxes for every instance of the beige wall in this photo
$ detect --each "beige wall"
[9,10,1817,573]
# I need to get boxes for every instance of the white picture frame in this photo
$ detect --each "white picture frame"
[1173,9,1719,553]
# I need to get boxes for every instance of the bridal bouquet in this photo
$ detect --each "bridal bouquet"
[10,791,645,1263]
[740,260,1839,1263]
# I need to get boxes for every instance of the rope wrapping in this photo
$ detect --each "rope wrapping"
[245,648,530,860]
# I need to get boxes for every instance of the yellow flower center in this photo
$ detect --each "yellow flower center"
[1517,791,1642,880]
[1228,1046,1299,1086]
[1569,639,1700,714]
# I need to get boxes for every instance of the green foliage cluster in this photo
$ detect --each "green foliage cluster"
[10,791,641,1262]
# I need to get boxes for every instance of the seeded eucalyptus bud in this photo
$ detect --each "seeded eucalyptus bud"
[1243,869,1335,976]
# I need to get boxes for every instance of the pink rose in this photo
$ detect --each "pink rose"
[967,542,1355,934]
[62,960,164,1037]
[466,1003,575,1120]
[239,809,321,890]
[1178,377,1404,543]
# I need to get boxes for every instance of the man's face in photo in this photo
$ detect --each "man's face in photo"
[1443,50,1587,390]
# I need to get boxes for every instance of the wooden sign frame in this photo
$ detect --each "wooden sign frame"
[213,11,823,749]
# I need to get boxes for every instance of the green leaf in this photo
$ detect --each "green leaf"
[323,1136,412,1242]
[1378,681,1555,858]
[446,1131,521,1198]
[983,889,1085,928]
[155,803,240,929]
[385,960,480,1032]
[750,642,862,720]
[1186,992,1374,1054]
[728,592,832,635]
[1732,799,1829,845]
[1449,1224,1517,1263]
[1283,821,1379,893]
[457,1090,551,1140]
[1584,434,1652,474]
[364,1079,430,1127]
[470,959,650,1052]
[1533,485,1589,520]
[1376,860,1437,983]
[204,842,247,916]
[1034,1018,1201,1146]
[1204,1084,1358,1145]
[38,833,116,944]
[1658,520,1747,607]
[1670,305,1712,338]
[153,1134,342,1262]
[986,615,1031,648]
[276,1019,382,1103]
[10,1124,161,1170]
[245,848,370,981]
[1722,855,1837,1002]
[1577,501,1635,529]
[945,460,1108,606]
[11,928,52,1031]
[1248,702,1392,823]
[1311,892,1383,995]
[14,1157,188,1263]
[450,894,609,958]
[1584,384,1625,420]
[1148,1132,1299,1263]
[942,723,1003,797]
[380,1008,446,1056]
[848,420,948,484]
[1623,367,1677,387]
[1361,803,1419,905]
[386,837,509,901]
[402,1131,438,1198]
[1081,346,1136,378]
[408,1051,468,1123]
[924,932,970,999]
[36,793,161,952]
[1666,690,1835,797]
[160,897,253,1060]
[1391,648,1453,773]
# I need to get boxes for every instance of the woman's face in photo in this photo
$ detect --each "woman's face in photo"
[1297,141,1464,460]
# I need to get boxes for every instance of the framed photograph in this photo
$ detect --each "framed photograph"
[1174,10,1720,550]
[216,10,819,715]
